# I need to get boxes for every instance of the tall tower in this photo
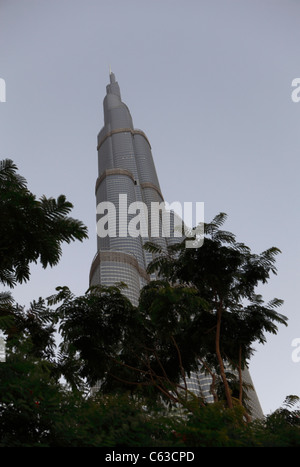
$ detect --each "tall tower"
[90,72,263,418]
[90,71,170,305]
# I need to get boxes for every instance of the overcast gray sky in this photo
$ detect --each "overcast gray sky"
[1,0,299,415]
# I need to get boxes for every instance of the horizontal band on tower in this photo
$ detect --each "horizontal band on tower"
[89,250,150,284]
[95,170,163,201]
[95,168,135,193]
[97,127,151,151]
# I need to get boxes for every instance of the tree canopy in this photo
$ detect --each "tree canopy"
[48,213,287,419]
[144,213,288,410]
[0,159,88,287]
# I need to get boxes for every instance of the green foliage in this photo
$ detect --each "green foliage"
[144,213,288,410]
[1,352,300,448]
[172,403,257,447]
[47,214,288,415]
[64,393,177,447]
[0,356,60,447]
[0,337,178,447]
[50,283,211,403]
[0,160,295,446]
[50,284,140,389]
[0,159,88,287]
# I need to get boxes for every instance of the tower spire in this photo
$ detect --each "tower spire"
[109,68,116,84]
[105,67,119,99]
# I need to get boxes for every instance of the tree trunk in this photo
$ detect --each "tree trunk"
[215,302,233,409]
[238,346,243,404]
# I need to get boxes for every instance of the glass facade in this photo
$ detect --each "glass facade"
[90,71,171,300]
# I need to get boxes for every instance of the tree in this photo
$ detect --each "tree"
[145,213,288,412]
[48,282,208,405]
[50,214,287,417]
[48,284,139,391]
[0,158,91,445]
[0,159,88,287]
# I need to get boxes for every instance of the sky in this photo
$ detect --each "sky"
[0,0,299,415]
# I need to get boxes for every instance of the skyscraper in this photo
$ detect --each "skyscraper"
[90,71,175,305]
[90,72,263,418]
